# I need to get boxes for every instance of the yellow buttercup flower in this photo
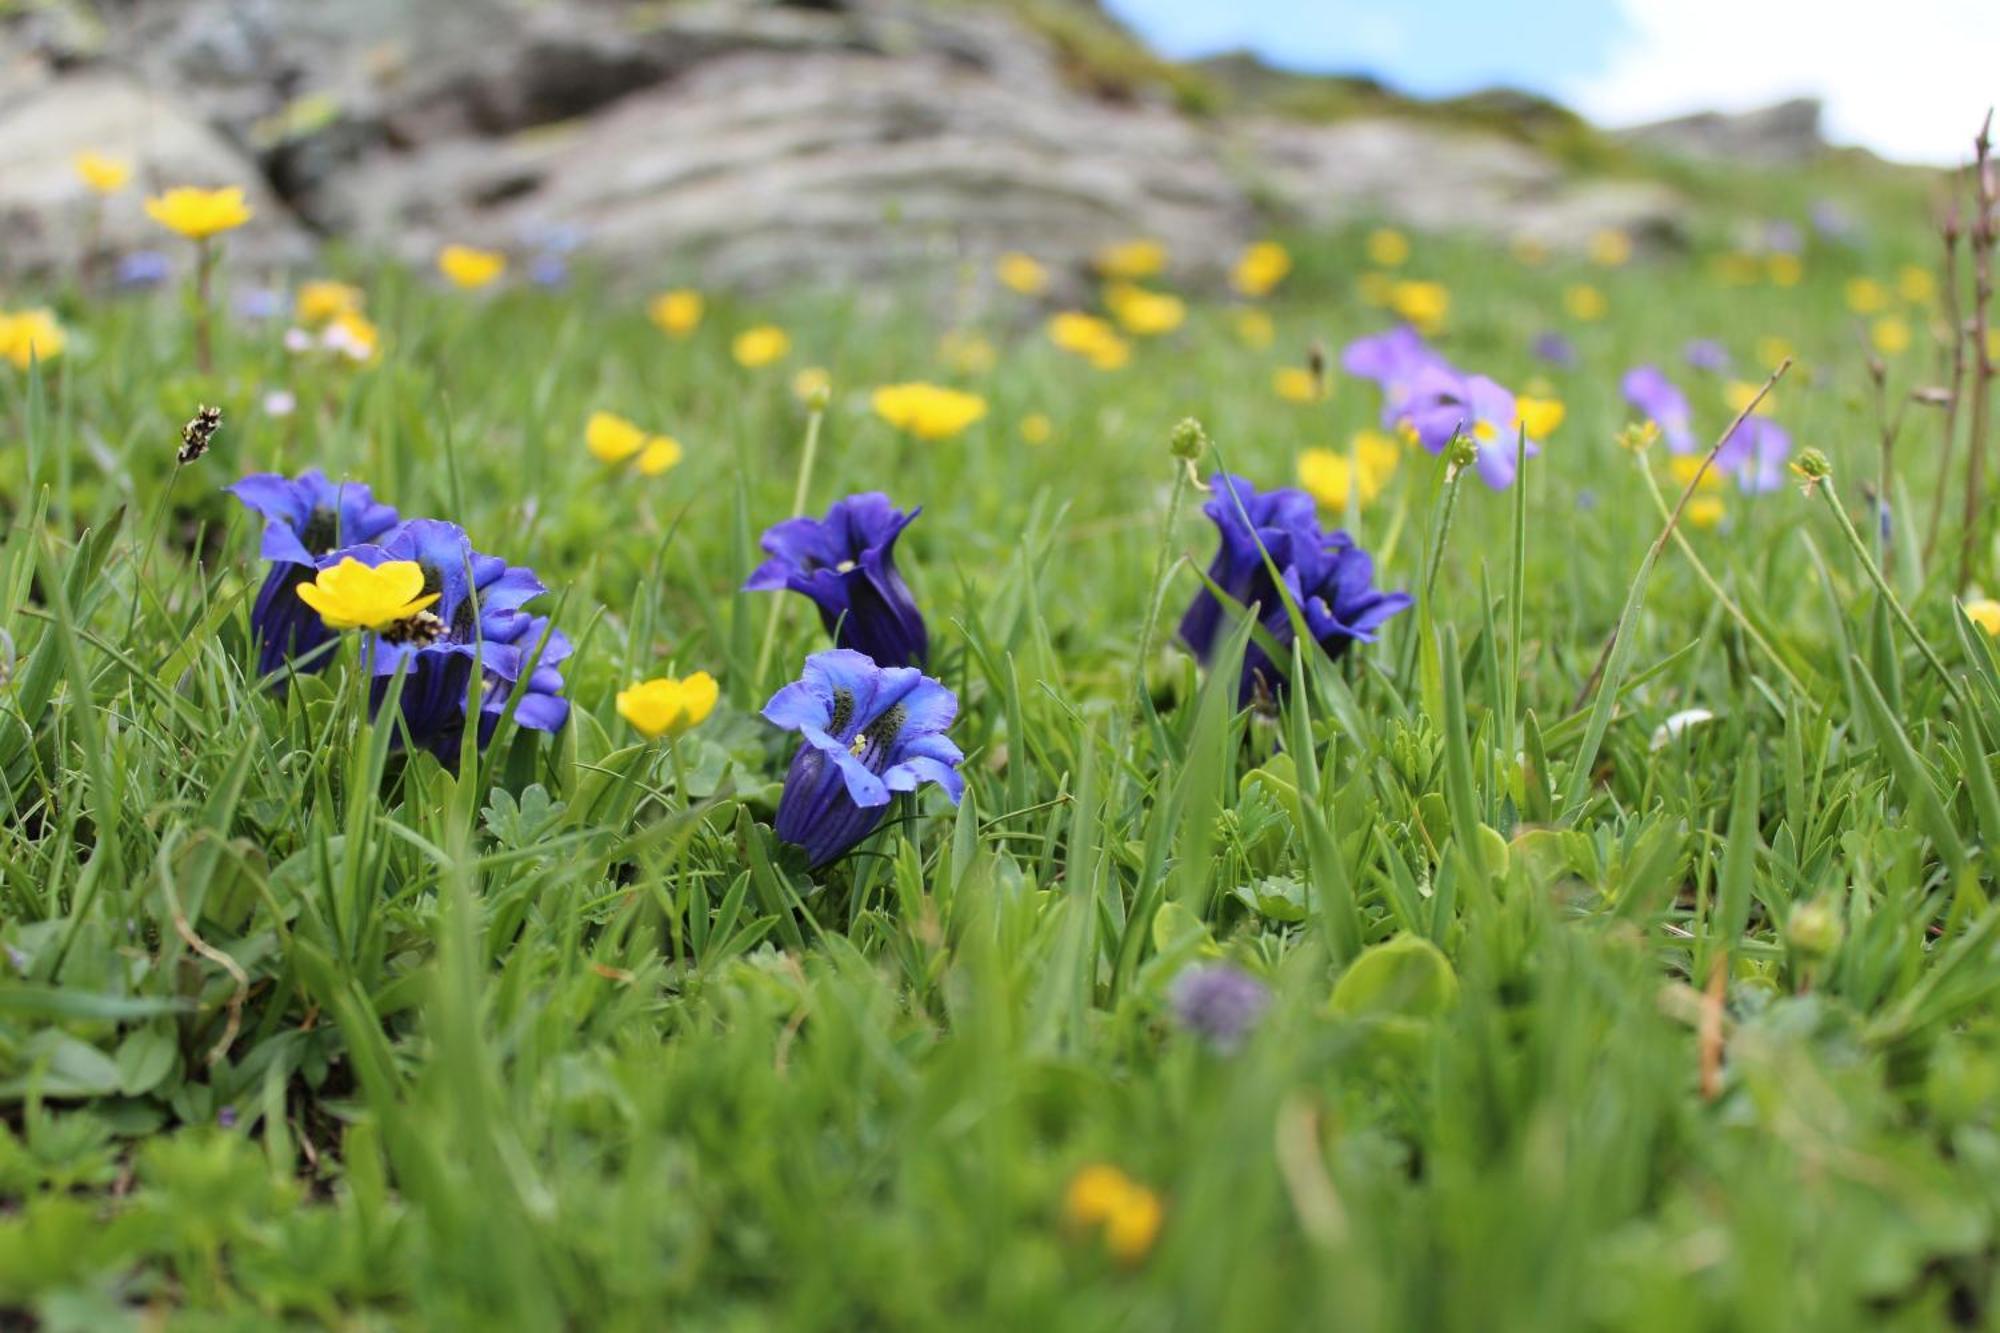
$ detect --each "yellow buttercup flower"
[0,309,66,370]
[1685,496,1726,530]
[296,280,365,327]
[1047,312,1130,370]
[1669,456,1723,492]
[1563,284,1607,322]
[1231,241,1292,298]
[637,436,684,476]
[732,325,790,368]
[74,151,132,195]
[1963,600,2000,637]
[1388,280,1448,333]
[1094,237,1166,280]
[1104,283,1185,337]
[872,382,988,441]
[1844,276,1887,314]
[1589,229,1632,267]
[1020,412,1053,445]
[616,672,718,739]
[1725,381,1777,416]
[1064,1164,1163,1265]
[996,252,1049,296]
[438,244,505,289]
[1515,396,1565,439]
[295,558,438,632]
[1898,264,1936,305]
[648,289,704,336]
[144,186,253,241]
[792,366,832,405]
[1871,315,1912,356]
[1233,308,1275,350]
[1366,227,1410,267]
[1766,253,1802,287]
[1273,366,1327,404]
[1298,431,1399,509]
[939,331,996,374]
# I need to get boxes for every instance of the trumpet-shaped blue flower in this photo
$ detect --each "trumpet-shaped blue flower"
[746,493,929,668]
[1182,474,1411,705]
[332,519,571,764]
[229,470,400,676]
[762,649,964,867]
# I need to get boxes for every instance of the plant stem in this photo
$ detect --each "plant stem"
[752,405,826,692]
[1819,478,1964,706]
[1134,458,1195,701]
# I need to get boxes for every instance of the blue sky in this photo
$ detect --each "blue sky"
[1102,0,1998,163]
[1102,0,1627,101]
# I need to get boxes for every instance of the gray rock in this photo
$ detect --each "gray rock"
[1243,116,1684,252]
[1617,98,1826,166]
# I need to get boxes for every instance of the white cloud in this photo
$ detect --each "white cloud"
[1567,0,1999,164]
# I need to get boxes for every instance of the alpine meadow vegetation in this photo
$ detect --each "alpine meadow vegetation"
[4,119,2000,1330]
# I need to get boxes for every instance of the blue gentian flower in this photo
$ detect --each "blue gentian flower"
[1403,367,1537,489]
[1182,475,1411,705]
[746,493,929,668]
[1621,365,1696,453]
[332,519,570,764]
[1341,325,1450,429]
[1177,473,1316,662]
[229,471,401,676]
[762,649,964,867]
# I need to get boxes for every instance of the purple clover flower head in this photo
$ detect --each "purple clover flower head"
[114,249,172,290]
[1532,331,1576,368]
[1621,365,1696,453]
[746,493,929,668]
[1404,367,1535,489]
[1341,325,1450,429]
[1715,416,1792,493]
[1181,475,1411,705]
[229,471,401,677]
[1170,963,1270,1052]
[1683,339,1731,375]
[330,519,570,765]
[1177,473,1316,662]
[763,649,964,867]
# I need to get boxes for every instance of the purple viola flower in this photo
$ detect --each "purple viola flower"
[762,649,964,867]
[229,471,401,677]
[1621,365,1696,453]
[1170,963,1270,1052]
[1342,325,1451,429]
[1176,473,1317,663]
[1181,475,1411,705]
[746,493,929,668]
[1683,339,1731,374]
[114,250,172,290]
[329,519,570,765]
[1403,367,1536,489]
[1715,416,1792,493]
[1532,331,1576,368]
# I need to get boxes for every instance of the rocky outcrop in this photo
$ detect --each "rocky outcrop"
[1617,98,1827,166]
[0,0,1692,286]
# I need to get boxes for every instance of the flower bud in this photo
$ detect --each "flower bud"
[1785,900,1844,961]
[1169,417,1208,462]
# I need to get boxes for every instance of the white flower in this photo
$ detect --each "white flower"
[262,389,297,418]
[1650,708,1717,750]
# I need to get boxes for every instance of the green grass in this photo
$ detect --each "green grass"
[2,200,1999,1330]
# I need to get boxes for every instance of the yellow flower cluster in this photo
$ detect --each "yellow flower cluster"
[872,383,988,441]
[1064,1164,1163,1264]
[1388,279,1448,333]
[1104,283,1184,337]
[1668,456,1726,530]
[1093,237,1167,280]
[996,252,1048,296]
[648,289,704,337]
[733,325,790,368]
[74,152,133,195]
[586,411,684,476]
[0,309,65,370]
[616,672,719,739]
[1231,240,1291,298]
